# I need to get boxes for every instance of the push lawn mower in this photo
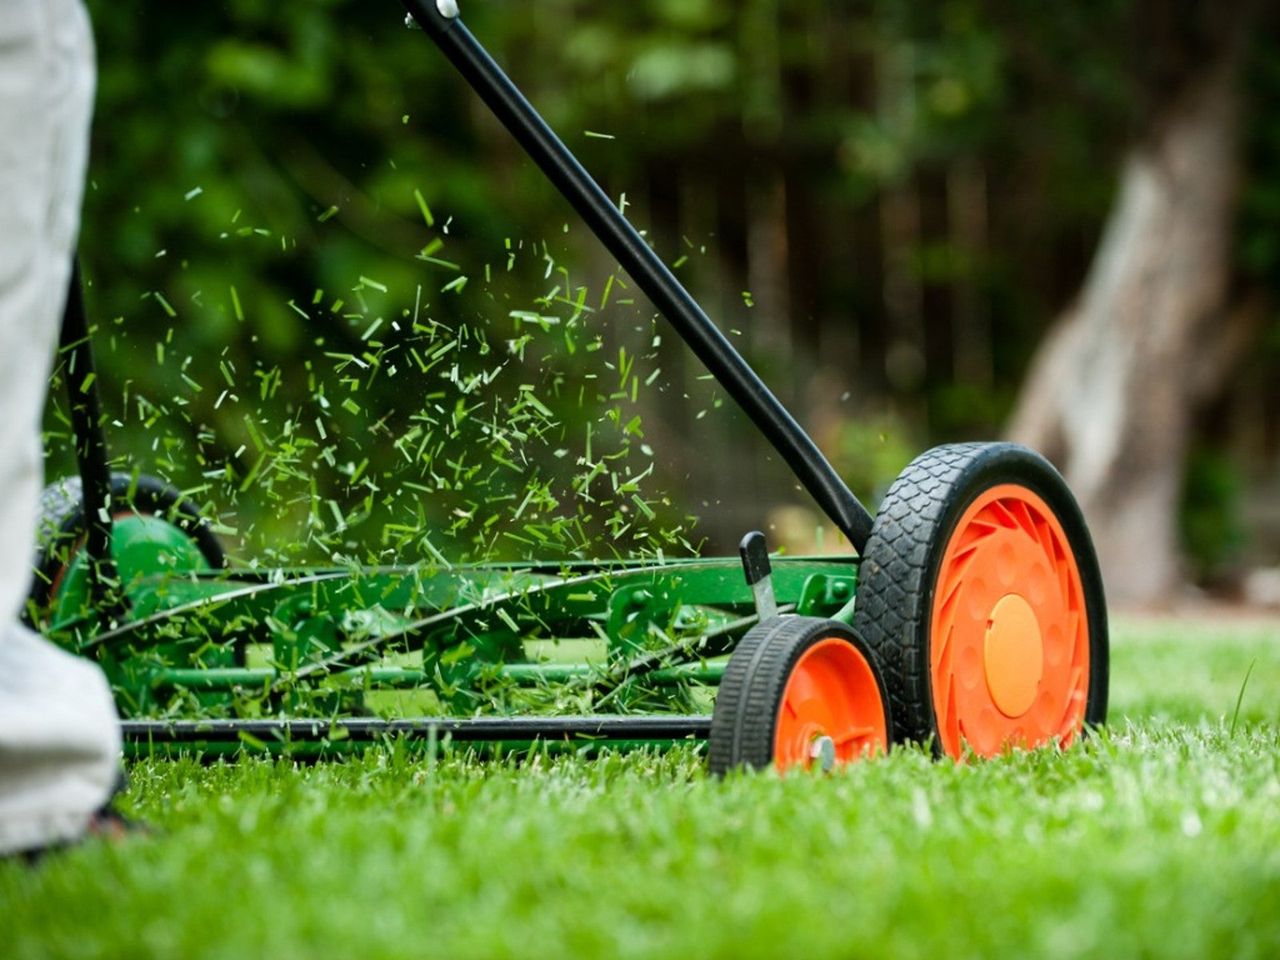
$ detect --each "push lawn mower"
[32,0,1108,772]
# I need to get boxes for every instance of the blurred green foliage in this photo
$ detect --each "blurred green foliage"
[54,0,1280,567]
[1182,443,1247,584]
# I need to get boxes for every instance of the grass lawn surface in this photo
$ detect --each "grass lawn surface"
[4,617,1279,959]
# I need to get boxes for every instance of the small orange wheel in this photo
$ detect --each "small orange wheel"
[708,617,891,775]
[854,443,1108,760]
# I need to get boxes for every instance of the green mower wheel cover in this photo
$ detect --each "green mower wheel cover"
[30,472,226,623]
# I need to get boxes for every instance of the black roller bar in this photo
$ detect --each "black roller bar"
[122,715,713,743]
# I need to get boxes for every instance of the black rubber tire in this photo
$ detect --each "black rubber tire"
[852,442,1109,754]
[29,472,226,610]
[708,616,891,775]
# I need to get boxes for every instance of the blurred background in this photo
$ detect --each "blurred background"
[55,0,1280,609]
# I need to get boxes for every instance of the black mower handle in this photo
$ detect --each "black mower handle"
[401,0,874,552]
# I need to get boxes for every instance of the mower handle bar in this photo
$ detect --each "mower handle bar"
[400,0,874,552]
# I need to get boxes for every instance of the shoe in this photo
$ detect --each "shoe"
[11,771,149,865]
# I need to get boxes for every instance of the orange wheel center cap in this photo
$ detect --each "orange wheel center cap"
[983,593,1043,717]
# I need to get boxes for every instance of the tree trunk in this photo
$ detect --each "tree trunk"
[1007,54,1247,607]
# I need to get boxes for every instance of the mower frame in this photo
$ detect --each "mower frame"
[41,0,1107,762]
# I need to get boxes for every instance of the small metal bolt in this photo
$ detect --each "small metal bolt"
[406,1,458,27]
[810,735,836,772]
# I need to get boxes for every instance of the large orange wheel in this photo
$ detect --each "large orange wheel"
[708,617,891,775]
[853,443,1108,760]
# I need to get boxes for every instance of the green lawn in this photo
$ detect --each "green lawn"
[4,617,1279,959]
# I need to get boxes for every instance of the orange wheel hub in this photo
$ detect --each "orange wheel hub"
[773,637,888,772]
[930,484,1089,758]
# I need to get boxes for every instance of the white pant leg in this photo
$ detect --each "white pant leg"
[0,0,121,856]
[0,626,121,852]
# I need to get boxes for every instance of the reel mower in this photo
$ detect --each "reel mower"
[33,0,1108,772]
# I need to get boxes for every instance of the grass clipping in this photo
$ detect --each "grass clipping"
[52,223,697,571]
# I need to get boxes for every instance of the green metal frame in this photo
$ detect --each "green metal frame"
[43,513,858,754]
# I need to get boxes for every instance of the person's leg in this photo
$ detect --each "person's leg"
[0,0,122,857]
